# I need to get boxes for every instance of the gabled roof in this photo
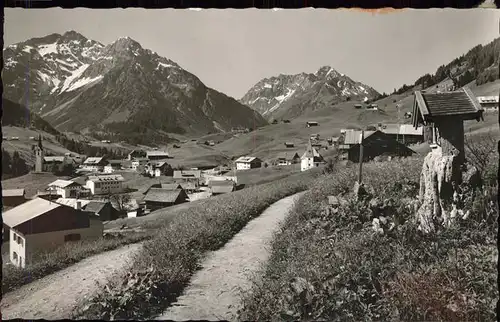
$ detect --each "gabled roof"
[160,183,183,190]
[48,179,81,188]
[144,188,186,203]
[2,189,25,197]
[301,141,324,162]
[277,152,300,160]
[412,88,483,127]
[208,180,236,187]
[343,130,376,145]
[146,150,169,157]
[55,198,92,208]
[179,182,196,190]
[132,157,149,162]
[83,201,109,214]
[84,157,106,165]
[173,170,201,179]
[3,197,62,228]
[211,185,235,194]
[235,156,261,163]
[379,124,424,136]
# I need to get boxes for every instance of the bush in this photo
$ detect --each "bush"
[73,170,322,320]
[238,157,497,321]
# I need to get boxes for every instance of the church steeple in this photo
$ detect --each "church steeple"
[37,134,43,150]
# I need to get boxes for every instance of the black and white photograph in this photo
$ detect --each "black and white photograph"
[1,6,499,321]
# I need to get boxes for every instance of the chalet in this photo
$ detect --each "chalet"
[3,198,103,268]
[284,142,295,148]
[146,150,170,160]
[282,119,291,123]
[327,137,340,147]
[143,188,189,211]
[354,104,363,109]
[86,174,125,195]
[55,198,120,221]
[125,200,147,218]
[173,170,202,184]
[131,157,149,171]
[272,120,278,124]
[208,180,236,195]
[145,161,173,177]
[277,152,300,166]
[378,124,425,145]
[367,104,378,110]
[306,121,319,127]
[340,129,376,152]
[301,141,325,172]
[179,182,197,193]
[128,150,145,160]
[346,131,416,163]
[235,156,262,170]
[104,160,123,173]
[82,157,108,172]
[412,88,484,164]
[2,189,27,209]
[47,179,86,198]
[476,96,499,110]
[143,183,185,196]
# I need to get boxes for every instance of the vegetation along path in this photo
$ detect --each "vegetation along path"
[0,243,143,320]
[157,192,305,321]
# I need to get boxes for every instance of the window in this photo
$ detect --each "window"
[64,233,81,242]
[13,251,18,260]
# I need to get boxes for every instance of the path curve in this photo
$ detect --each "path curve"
[1,243,143,320]
[157,192,305,321]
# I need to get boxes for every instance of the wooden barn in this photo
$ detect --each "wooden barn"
[306,121,319,127]
[412,88,484,164]
[347,131,416,163]
[143,188,189,211]
[2,189,27,209]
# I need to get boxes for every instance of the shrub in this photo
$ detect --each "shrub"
[238,157,497,321]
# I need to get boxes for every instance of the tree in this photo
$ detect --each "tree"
[108,194,132,213]
[11,151,28,177]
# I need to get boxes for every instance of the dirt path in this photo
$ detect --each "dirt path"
[157,192,305,321]
[0,243,143,320]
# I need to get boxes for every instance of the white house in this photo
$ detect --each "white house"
[81,157,108,172]
[234,156,262,170]
[301,141,325,172]
[131,158,149,171]
[86,174,125,195]
[104,160,123,173]
[47,179,86,198]
[3,198,103,268]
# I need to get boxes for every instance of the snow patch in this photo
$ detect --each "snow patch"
[67,75,103,92]
[263,83,272,88]
[56,58,78,68]
[22,46,34,53]
[156,62,175,70]
[189,7,202,10]
[4,58,18,68]
[265,88,296,115]
[38,43,58,57]
[364,97,369,102]
[60,64,89,92]
[212,121,224,131]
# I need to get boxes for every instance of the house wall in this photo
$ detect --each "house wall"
[347,143,413,163]
[82,164,104,172]
[301,157,319,171]
[436,119,465,164]
[86,180,124,195]
[236,162,250,170]
[10,219,102,268]
[145,201,175,212]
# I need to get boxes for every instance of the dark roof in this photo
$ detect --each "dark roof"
[160,183,183,190]
[412,88,483,127]
[84,201,108,214]
[144,188,186,203]
[179,182,196,190]
[208,180,236,187]
[211,185,235,194]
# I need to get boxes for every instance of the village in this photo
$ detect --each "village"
[2,86,493,269]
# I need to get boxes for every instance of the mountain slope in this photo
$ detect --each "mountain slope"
[240,66,380,121]
[3,32,267,144]
[1,98,59,135]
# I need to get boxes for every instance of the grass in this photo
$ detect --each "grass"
[238,155,498,321]
[73,167,324,320]
[1,172,69,198]
[1,231,151,294]
[236,164,301,186]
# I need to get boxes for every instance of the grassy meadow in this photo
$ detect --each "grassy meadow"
[73,167,324,320]
[237,139,498,321]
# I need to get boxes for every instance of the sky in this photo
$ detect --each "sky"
[5,8,500,99]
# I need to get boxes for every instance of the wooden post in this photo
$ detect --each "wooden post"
[358,130,364,183]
